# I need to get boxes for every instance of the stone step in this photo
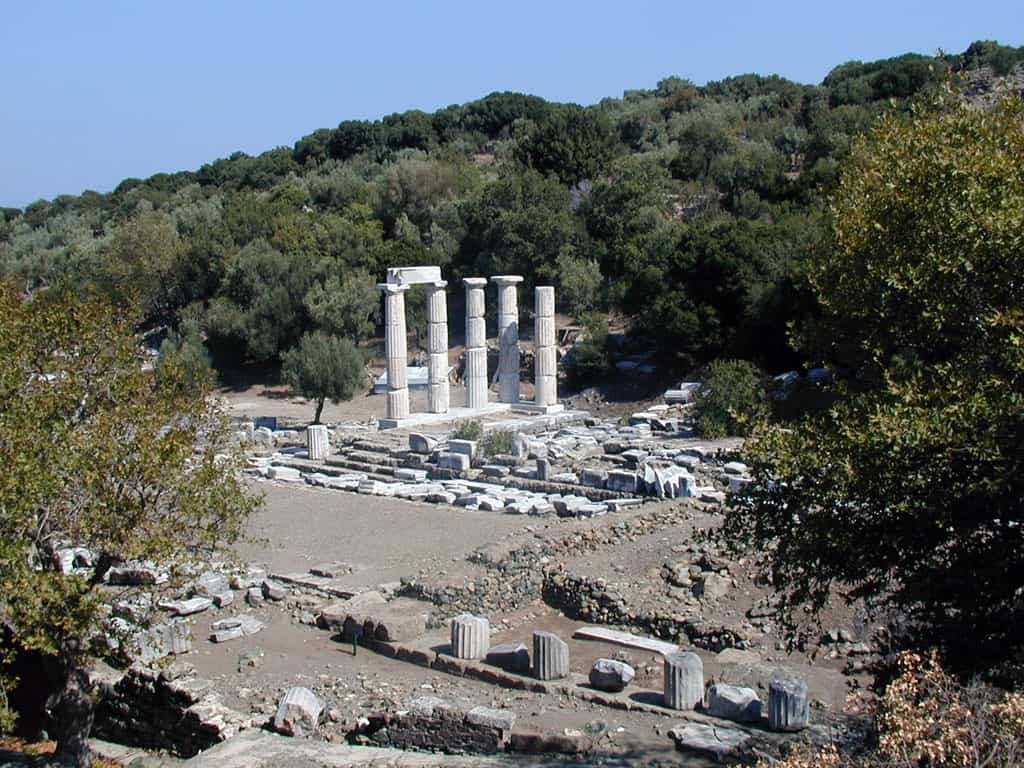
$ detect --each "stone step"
[350,440,395,454]
[344,449,400,466]
[325,456,396,477]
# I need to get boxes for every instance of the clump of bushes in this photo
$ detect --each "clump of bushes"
[479,429,515,457]
[452,419,483,441]
[765,651,1024,768]
[694,359,768,437]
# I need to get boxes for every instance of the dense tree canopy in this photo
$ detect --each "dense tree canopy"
[1,40,1019,381]
[723,88,1024,683]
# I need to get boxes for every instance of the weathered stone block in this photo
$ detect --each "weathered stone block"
[486,642,530,674]
[447,439,477,459]
[589,658,635,692]
[706,682,762,723]
[409,432,438,454]
[606,469,638,494]
[466,706,515,732]
[438,452,470,472]
[670,723,751,762]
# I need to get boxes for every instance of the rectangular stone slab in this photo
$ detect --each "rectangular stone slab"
[573,625,680,656]
[386,266,442,285]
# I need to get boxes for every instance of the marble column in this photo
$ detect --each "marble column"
[450,614,489,659]
[424,280,450,414]
[492,275,523,404]
[664,651,704,710]
[534,286,557,406]
[379,282,410,420]
[463,277,488,409]
[307,424,329,460]
[533,630,569,680]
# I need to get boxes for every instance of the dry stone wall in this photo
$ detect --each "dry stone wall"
[91,662,248,757]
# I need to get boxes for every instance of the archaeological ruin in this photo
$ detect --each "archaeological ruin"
[377,266,562,428]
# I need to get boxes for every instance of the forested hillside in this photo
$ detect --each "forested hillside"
[2,40,1021,376]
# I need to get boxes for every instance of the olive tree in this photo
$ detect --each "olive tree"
[0,284,259,766]
[282,331,365,423]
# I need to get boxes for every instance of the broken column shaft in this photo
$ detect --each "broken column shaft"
[534,286,557,406]
[424,280,449,414]
[492,275,523,404]
[379,282,410,420]
[463,277,489,409]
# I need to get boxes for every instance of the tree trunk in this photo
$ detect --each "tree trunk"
[314,397,324,424]
[48,660,95,768]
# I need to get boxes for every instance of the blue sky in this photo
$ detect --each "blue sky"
[2,1,1020,208]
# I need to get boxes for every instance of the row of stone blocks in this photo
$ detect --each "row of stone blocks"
[664,651,808,730]
[450,614,570,680]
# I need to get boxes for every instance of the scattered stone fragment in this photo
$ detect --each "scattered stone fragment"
[694,572,731,601]
[589,658,635,692]
[272,686,323,737]
[159,597,212,616]
[669,723,751,762]
[706,682,762,723]
[245,587,264,607]
[262,579,287,601]
[209,615,264,643]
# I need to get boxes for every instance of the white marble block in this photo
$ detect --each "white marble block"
[450,613,490,659]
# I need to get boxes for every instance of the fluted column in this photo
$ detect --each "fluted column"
[492,275,523,403]
[534,286,557,406]
[424,280,449,414]
[450,614,489,659]
[533,630,569,680]
[307,425,329,460]
[379,283,410,420]
[664,651,704,710]
[463,278,488,409]
[768,676,809,732]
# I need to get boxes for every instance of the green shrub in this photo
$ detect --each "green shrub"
[452,419,483,441]
[694,359,768,437]
[480,429,515,456]
[569,312,612,386]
